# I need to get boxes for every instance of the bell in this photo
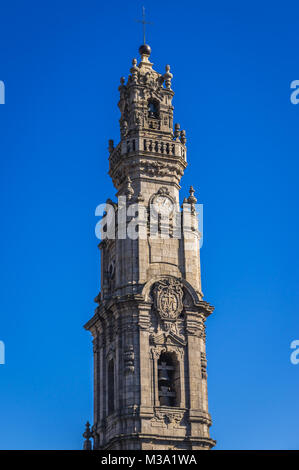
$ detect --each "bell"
[158,368,169,383]
[160,395,171,407]
[159,386,171,407]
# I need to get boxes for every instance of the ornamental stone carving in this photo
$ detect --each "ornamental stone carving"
[124,345,135,374]
[151,409,186,429]
[150,344,184,360]
[153,278,184,322]
[201,351,207,380]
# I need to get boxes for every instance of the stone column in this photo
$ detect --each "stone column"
[138,304,153,420]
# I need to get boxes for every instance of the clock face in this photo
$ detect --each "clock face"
[152,195,174,216]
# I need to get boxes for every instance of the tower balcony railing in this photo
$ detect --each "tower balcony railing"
[109,137,186,172]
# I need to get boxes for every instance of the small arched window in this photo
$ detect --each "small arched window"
[158,352,180,407]
[108,359,115,414]
[148,100,159,118]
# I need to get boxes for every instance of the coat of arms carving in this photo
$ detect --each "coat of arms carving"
[153,278,184,322]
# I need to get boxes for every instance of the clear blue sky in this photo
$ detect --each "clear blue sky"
[0,0,298,450]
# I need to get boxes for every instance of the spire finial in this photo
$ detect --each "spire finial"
[188,186,197,201]
[83,421,93,450]
[136,7,153,58]
[188,186,197,213]
[164,64,173,89]
[136,6,153,45]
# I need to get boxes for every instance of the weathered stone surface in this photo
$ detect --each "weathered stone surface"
[84,45,215,451]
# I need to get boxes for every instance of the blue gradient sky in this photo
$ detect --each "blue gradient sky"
[0,0,298,449]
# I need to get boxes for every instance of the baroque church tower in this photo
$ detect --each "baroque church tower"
[84,43,216,450]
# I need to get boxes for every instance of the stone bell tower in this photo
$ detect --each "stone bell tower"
[84,43,216,450]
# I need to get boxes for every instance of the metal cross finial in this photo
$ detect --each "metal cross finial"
[136,6,153,44]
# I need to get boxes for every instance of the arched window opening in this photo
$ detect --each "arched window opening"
[108,359,115,414]
[158,352,180,407]
[148,100,159,118]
